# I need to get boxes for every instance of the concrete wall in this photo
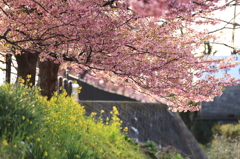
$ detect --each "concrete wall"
[202,84,240,120]
[80,101,207,159]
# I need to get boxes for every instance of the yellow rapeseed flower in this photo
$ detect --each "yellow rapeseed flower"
[2,139,8,146]
[70,116,76,121]
[123,127,128,133]
[73,80,78,84]
[18,76,25,84]
[22,116,25,120]
[27,74,31,79]
[90,112,97,117]
[13,144,17,148]
[44,151,48,156]
[36,138,41,142]
[113,106,117,111]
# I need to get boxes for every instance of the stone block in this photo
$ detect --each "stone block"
[120,110,128,120]
[93,102,103,111]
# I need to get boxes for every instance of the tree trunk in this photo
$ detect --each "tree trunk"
[15,51,60,99]
[38,59,60,99]
[15,51,39,85]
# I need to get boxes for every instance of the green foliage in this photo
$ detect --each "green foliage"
[0,83,44,158]
[142,140,185,159]
[144,140,158,159]
[39,92,145,158]
[0,83,43,142]
[123,134,135,144]
[0,136,28,159]
[145,140,157,152]
[0,83,146,159]
[212,123,240,139]
[175,153,184,159]
[156,153,185,159]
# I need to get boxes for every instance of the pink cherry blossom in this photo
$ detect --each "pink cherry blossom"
[0,0,239,112]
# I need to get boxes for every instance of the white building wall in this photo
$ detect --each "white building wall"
[0,54,6,85]
[0,53,17,85]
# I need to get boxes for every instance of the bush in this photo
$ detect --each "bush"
[206,135,240,159]
[212,123,240,139]
[0,83,44,158]
[206,123,240,159]
[0,83,43,142]
[139,140,185,159]
[0,83,146,159]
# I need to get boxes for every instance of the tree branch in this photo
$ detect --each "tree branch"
[0,6,10,17]
[210,42,235,50]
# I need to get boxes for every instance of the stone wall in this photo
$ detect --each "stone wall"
[80,101,207,159]
[202,84,240,120]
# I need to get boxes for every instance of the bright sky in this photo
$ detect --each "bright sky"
[208,1,240,56]
[208,55,240,78]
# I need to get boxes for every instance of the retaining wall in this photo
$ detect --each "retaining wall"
[80,101,207,159]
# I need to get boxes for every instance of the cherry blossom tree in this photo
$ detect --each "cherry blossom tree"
[0,0,239,111]
[129,0,223,17]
